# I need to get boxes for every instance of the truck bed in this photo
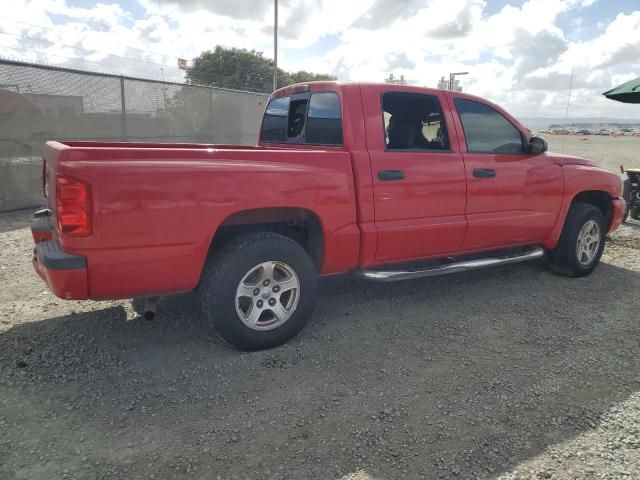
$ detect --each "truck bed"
[40,140,360,299]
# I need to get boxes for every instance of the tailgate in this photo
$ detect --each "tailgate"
[42,141,69,219]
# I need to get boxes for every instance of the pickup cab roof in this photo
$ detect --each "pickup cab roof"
[266,81,531,149]
[271,80,496,106]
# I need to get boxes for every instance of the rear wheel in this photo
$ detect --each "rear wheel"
[631,206,640,221]
[199,232,318,351]
[545,202,606,277]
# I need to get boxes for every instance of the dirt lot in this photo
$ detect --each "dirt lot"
[541,135,640,173]
[1,207,640,480]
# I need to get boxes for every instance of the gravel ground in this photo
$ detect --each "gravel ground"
[1,209,639,480]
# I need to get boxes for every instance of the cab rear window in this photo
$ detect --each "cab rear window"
[261,97,290,143]
[261,92,343,146]
[307,93,343,145]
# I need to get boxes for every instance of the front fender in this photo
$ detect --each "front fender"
[543,165,623,249]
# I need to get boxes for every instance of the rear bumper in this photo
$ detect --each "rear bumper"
[609,197,626,233]
[31,208,54,243]
[32,241,88,299]
[31,211,88,300]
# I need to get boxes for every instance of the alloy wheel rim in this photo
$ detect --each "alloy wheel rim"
[576,219,601,266]
[235,261,300,331]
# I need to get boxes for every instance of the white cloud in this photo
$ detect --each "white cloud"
[0,0,638,118]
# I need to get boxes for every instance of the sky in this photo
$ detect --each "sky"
[1,0,639,119]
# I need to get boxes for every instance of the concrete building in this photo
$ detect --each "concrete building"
[385,74,407,85]
[437,76,463,92]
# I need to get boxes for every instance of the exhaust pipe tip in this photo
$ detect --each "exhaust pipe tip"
[142,296,159,321]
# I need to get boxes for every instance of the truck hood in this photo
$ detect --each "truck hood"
[551,153,597,167]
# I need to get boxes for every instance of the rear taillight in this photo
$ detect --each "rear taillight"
[56,175,91,236]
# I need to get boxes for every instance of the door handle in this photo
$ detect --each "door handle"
[473,168,496,178]
[378,170,405,181]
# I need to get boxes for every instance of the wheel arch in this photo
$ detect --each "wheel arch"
[545,189,615,249]
[570,190,613,222]
[204,207,325,276]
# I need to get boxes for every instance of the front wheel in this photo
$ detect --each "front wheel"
[199,232,318,351]
[545,202,606,277]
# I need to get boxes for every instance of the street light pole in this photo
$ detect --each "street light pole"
[448,71,469,91]
[273,0,278,91]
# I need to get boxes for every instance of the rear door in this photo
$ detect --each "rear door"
[362,86,467,264]
[449,96,563,250]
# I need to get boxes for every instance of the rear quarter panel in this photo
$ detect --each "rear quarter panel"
[54,146,358,299]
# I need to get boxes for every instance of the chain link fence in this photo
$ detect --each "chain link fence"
[0,59,268,158]
[0,59,268,211]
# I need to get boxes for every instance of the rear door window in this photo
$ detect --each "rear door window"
[454,99,524,153]
[382,92,449,151]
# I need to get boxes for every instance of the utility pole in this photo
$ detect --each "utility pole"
[448,71,469,91]
[273,0,278,91]
[160,67,168,109]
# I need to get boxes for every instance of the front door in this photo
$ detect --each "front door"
[362,87,467,264]
[449,96,563,250]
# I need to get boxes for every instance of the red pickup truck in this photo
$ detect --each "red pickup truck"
[32,81,625,350]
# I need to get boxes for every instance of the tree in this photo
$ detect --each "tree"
[288,70,337,85]
[186,46,336,92]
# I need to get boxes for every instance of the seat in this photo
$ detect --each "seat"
[387,116,416,149]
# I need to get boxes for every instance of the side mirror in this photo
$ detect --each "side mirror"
[528,136,548,154]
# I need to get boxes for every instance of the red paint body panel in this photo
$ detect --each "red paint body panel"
[33,82,624,300]
[461,155,565,249]
[49,147,359,299]
[609,198,626,233]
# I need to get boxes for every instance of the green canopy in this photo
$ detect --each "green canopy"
[603,77,640,104]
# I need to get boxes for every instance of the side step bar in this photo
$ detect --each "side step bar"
[356,246,545,282]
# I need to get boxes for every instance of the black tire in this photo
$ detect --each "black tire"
[199,232,318,351]
[631,206,640,221]
[545,202,606,277]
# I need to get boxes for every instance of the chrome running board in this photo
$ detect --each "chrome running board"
[356,246,544,282]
